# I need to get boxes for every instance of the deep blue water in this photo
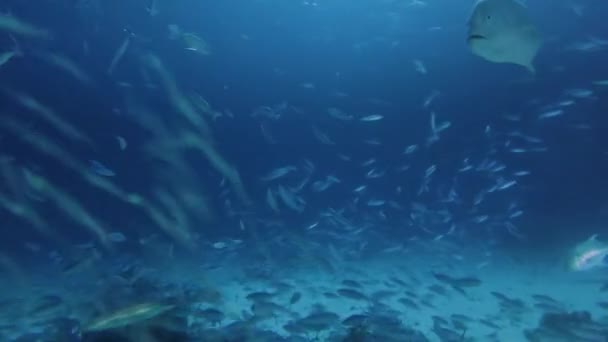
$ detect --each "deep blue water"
[1,0,607,256]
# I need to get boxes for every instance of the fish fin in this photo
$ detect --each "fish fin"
[588,234,598,241]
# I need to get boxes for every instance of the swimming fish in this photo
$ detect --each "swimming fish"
[108,29,134,75]
[84,303,174,332]
[0,35,22,68]
[360,114,384,122]
[146,0,159,16]
[568,234,608,271]
[467,0,541,73]
[0,13,50,39]
[107,232,127,243]
[116,136,127,150]
[261,166,297,182]
[89,160,115,177]
[168,24,211,55]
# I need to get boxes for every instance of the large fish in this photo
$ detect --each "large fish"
[84,302,174,332]
[568,234,608,271]
[467,0,541,73]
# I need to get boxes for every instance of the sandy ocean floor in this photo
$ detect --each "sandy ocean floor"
[220,260,605,340]
[1,241,607,341]
[170,242,608,341]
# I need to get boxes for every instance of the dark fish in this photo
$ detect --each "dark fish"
[310,302,327,312]
[189,287,223,305]
[337,288,368,301]
[289,292,302,305]
[432,315,449,326]
[433,273,454,284]
[428,284,448,295]
[366,314,402,330]
[342,314,368,326]
[451,314,474,323]
[323,292,339,299]
[283,321,308,335]
[246,291,275,302]
[404,290,418,298]
[389,276,409,287]
[532,294,559,304]
[382,280,396,288]
[534,303,564,313]
[491,291,526,309]
[296,311,340,332]
[271,281,293,292]
[398,297,419,310]
[532,294,564,312]
[433,322,464,341]
[479,318,501,329]
[199,308,224,326]
[433,272,481,287]
[491,291,510,302]
[251,301,290,318]
[451,316,472,336]
[342,279,363,288]
[420,299,437,309]
[451,286,468,297]
[526,310,606,341]
[491,291,526,310]
[408,275,423,286]
[370,290,397,302]
[451,319,467,331]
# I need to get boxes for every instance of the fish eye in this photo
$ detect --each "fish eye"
[486,15,491,20]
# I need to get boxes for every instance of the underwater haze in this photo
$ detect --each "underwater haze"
[0,0,608,341]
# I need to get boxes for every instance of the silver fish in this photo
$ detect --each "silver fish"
[360,114,384,122]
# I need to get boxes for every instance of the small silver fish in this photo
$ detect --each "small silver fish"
[360,114,384,122]
[367,199,385,206]
[107,232,127,243]
[116,136,127,150]
[538,109,564,119]
[0,36,21,67]
[261,166,296,181]
[404,144,418,154]
[108,30,134,75]
[89,160,115,177]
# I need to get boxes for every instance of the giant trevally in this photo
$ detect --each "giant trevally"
[467,0,541,73]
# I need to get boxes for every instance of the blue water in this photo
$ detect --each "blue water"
[0,0,607,341]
